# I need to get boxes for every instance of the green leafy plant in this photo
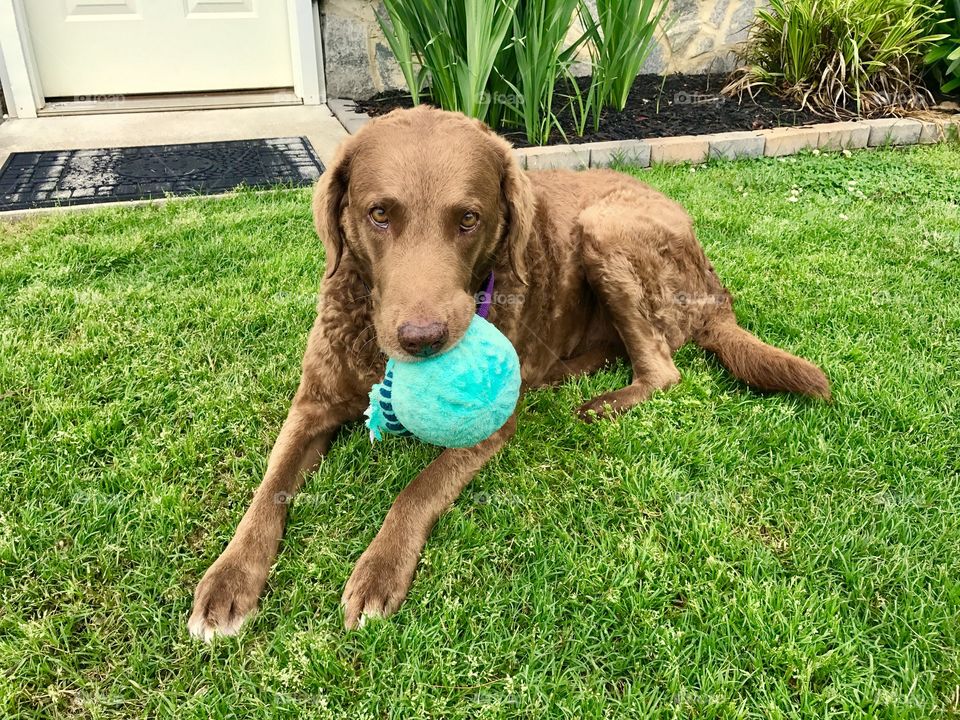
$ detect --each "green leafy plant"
[561,66,600,136]
[501,0,585,144]
[377,0,669,143]
[377,0,519,121]
[578,0,667,112]
[378,0,588,143]
[725,0,946,117]
[376,7,424,105]
[926,0,960,94]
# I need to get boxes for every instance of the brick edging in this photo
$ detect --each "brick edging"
[328,98,370,135]
[330,100,960,169]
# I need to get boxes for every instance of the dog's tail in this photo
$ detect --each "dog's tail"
[695,316,831,400]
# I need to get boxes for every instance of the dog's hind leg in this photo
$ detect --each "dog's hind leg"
[575,203,682,422]
[533,341,626,388]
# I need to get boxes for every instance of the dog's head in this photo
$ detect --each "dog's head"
[313,106,534,360]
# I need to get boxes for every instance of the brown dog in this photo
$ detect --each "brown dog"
[188,106,829,639]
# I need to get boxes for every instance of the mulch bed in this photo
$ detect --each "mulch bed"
[354,73,845,147]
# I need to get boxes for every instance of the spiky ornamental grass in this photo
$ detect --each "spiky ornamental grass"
[378,0,519,121]
[377,0,669,144]
[579,0,667,113]
[726,0,947,117]
[503,0,585,145]
[1,146,959,718]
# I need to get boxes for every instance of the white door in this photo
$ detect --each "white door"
[23,0,294,98]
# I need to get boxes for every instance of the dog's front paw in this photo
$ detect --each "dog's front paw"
[188,555,264,642]
[576,392,623,422]
[342,542,417,630]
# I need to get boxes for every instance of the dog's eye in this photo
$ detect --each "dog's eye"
[369,207,389,228]
[460,212,479,232]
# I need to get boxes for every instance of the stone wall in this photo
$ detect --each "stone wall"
[320,0,762,100]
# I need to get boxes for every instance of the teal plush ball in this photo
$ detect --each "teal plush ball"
[365,315,521,448]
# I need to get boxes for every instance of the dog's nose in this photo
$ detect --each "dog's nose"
[397,321,449,356]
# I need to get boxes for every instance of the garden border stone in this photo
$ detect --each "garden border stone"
[708,131,766,161]
[918,121,944,144]
[327,99,370,135]
[331,100,959,171]
[815,122,871,151]
[519,144,591,171]
[758,126,821,157]
[864,118,924,147]
[647,135,711,165]
[918,118,960,144]
[583,139,651,168]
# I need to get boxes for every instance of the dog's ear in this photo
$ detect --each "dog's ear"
[312,138,356,279]
[497,141,535,285]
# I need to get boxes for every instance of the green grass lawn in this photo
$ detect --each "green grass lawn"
[1,145,959,719]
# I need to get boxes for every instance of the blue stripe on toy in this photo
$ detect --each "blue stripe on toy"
[367,364,411,438]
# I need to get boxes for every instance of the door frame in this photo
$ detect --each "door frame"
[0,0,325,119]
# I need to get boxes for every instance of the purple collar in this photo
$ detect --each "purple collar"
[476,272,495,319]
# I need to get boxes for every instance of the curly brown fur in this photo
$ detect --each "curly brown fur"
[188,106,830,639]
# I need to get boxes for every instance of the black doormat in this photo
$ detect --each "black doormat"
[0,137,324,212]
